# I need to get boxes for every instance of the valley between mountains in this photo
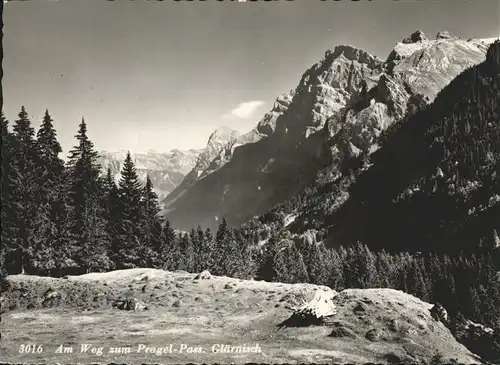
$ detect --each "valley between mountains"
[161,31,497,232]
[2,28,500,365]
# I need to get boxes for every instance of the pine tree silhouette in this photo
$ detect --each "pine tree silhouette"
[113,151,144,268]
[67,118,109,273]
[7,107,39,274]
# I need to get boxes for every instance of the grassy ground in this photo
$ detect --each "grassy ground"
[0,268,482,364]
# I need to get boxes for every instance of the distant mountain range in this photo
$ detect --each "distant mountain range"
[160,30,497,230]
[97,149,202,203]
[97,127,242,203]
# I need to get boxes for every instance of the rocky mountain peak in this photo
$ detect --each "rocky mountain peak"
[436,31,456,40]
[196,126,240,168]
[271,45,383,140]
[208,126,240,143]
[325,45,383,69]
[402,29,428,44]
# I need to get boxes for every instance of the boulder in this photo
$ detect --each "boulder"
[365,328,382,342]
[277,289,337,329]
[172,300,181,308]
[430,303,448,324]
[329,322,357,338]
[353,302,368,313]
[194,270,212,280]
[113,298,148,311]
[42,289,62,308]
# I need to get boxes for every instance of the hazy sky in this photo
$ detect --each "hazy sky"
[3,0,499,154]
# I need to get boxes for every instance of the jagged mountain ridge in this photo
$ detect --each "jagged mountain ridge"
[162,126,242,210]
[279,40,500,255]
[162,31,494,230]
[321,40,500,254]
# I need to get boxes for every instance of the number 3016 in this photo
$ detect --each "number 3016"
[19,344,43,353]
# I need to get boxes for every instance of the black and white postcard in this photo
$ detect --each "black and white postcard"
[1,0,500,364]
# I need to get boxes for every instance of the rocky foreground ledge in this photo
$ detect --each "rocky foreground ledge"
[0,268,483,364]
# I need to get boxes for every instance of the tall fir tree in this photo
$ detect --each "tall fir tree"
[36,110,64,182]
[139,174,163,267]
[67,118,110,273]
[324,248,345,290]
[1,112,14,280]
[257,230,281,282]
[304,242,329,286]
[179,233,195,272]
[112,152,145,267]
[202,227,216,271]
[102,168,121,270]
[213,218,234,275]
[160,219,179,270]
[32,110,68,275]
[230,228,257,279]
[273,240,309,284]
[191,225,205,272]
[6,107,40,273]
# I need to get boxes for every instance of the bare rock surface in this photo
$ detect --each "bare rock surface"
[194,270,212,280]
[0,269,481,364]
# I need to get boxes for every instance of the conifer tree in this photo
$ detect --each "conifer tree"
[102,168,121,269]
[112,151,144,267]
[102,168,116,197]
[213,218,231,275]
[118,152,143,213]
[33,110,67,275]
[67,118,110,273]
[257,231,281,282]
[273,240,309,283]
[179,233,195,272]
[407,256,430,302]
[213,218,249,277]
[36,110,64,183]
[478,253,500,330]
[6,107,40,273]
[160,219,179,270]
[140,175,163,266]
[201,227,216,271]
[192,225,206,272]
[375,250,394,288]
[306,243,329,285]
[230,228,256,279]
[1,112,15,278]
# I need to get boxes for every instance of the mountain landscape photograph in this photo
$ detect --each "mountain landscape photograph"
[1,0,500,364]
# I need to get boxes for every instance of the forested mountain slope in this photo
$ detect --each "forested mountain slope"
[278,41,500,255]
[163,31,494,230]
